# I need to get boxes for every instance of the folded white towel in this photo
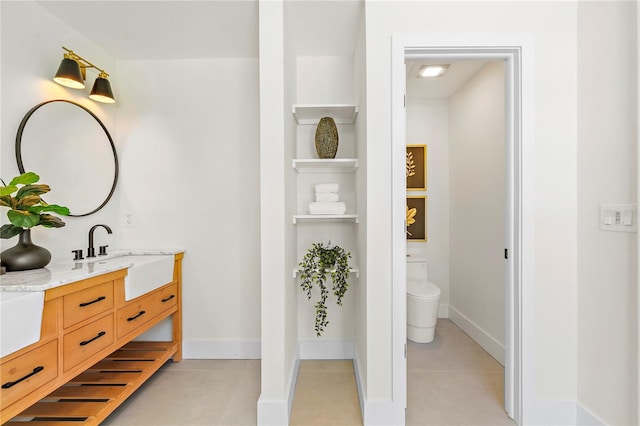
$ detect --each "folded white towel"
[315,183,339,193]
[309,202,347,215]
[316,192,340,202]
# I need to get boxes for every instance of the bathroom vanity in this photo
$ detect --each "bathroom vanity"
[0,251,183,425]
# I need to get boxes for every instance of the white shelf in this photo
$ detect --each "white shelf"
[292,158,358,173]
[293,268,360,279]
[292,104,358,125]
[293,214,359,224]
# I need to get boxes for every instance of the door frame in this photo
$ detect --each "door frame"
[391,35,536,425]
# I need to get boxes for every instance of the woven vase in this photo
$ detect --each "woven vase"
[315,117,339,159]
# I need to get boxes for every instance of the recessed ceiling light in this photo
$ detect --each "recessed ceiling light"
[418,64,450,78]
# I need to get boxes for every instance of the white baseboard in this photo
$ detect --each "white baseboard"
[448,305,505,366]
[298,340,354,359]
[182,339,261,359]
[353,351,398,425]
[288,357,300,418]
[361,399,397,425]
[257,357,299,425]
[256,397,289,426]
[353,351,366,417]
[530,399,578,425]
[576,402,606,425]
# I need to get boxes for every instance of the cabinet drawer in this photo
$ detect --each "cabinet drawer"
[64,281,114,328]
[63,314,114,372]
[0,340,58,410]
[117,283,178,339]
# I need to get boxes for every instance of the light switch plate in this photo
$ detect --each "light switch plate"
[600,204,637,233]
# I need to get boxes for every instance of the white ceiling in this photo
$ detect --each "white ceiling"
[406,60,491,99]
[35,0,482,96]
[36,0,363,61]
[37,1,259,60]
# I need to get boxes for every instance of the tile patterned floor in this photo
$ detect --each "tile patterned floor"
[101,360,260,426]
[289,360,362,425]
[101,319,514,425]
[407,319,514,425]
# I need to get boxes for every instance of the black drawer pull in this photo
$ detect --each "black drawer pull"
[2,366,44,389]
[80,331,106,346]
[161,295,175,303]
[79,296,106,307]
[127,311,146,321]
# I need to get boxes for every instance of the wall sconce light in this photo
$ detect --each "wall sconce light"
[53,47,115,104]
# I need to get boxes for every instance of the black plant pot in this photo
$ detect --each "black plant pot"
[0,229,51,272]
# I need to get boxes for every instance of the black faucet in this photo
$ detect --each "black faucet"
[87,224,112,258]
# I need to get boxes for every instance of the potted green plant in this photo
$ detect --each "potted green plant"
[298,242,351,336]
[0,172,69,271]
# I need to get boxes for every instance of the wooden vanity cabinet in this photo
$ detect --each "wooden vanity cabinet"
[0,253,183,425]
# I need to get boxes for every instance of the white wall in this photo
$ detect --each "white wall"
[353,7,369,410]
[1,2,262,358]
[114,56,261,356]
[0,1,120,259]
[577,2,638,425]
[405,97,450,313]
[449,62,505,363]
[296,56,354,105]
[365,0,579,421]
[257,1,297,423]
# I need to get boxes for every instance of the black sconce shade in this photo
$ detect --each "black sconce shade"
[89,76,115,104]
[53,57,85,89]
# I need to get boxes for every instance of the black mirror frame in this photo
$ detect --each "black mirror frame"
[15,99,119,217]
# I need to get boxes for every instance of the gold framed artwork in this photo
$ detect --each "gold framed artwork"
[406,196,427,242]
[406,144,427,191]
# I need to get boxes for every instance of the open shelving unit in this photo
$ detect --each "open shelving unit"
[292,214,359,224]
[292,103,360,287]
[292,104,358,125]
[292,158,359,173]
[292,267,360,279]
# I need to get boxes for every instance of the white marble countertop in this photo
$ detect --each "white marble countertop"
[0,249,185,292]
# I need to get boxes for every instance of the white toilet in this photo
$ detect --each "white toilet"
[407,260,441,343]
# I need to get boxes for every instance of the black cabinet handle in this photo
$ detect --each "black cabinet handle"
[2,366,44,389]
[127,311,146,321]
[79,296,106,307]
[161,295,175,303]
[80,331,106,346]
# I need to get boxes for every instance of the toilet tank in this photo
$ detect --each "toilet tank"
[407,259,428,283]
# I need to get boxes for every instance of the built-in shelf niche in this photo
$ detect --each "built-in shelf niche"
[292,214,359,224]
[293,267,360,279]
[292,158,359,173]
[292,104,358,125]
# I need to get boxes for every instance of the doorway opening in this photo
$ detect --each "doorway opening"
[391,39,535,426]
[405,58,510,423]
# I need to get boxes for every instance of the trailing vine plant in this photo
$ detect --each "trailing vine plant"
[299,242,351,336]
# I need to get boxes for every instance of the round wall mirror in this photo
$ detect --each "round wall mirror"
[15,100,118,217]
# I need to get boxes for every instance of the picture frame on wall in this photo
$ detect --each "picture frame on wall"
[406,196,427,242]
[406,144,427,191]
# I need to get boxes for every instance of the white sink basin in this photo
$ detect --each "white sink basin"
[0,291,44,357]
[94,254,174,301]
